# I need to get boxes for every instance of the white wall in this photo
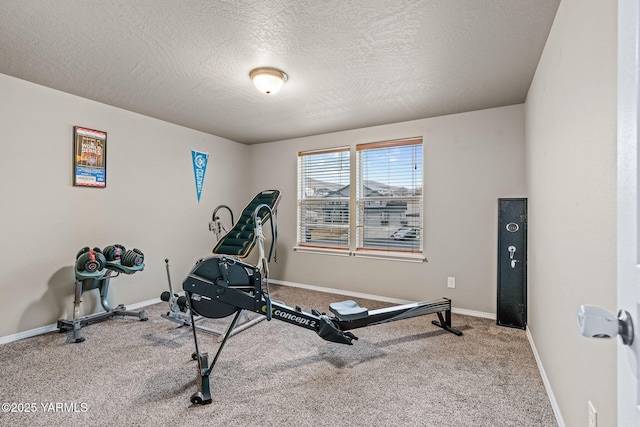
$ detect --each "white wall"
[525,0,618,425]
[248,105,526,315]
[0,73,251,338]
[0,74,525,334]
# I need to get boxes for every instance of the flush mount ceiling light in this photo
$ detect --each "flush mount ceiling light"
[249,67,288,95]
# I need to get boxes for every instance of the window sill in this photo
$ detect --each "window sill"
[352,250,426,263]
[293,246,426,263]
[293,246,351,257]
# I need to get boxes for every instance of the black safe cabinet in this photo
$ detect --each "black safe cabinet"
[497,198,527,329]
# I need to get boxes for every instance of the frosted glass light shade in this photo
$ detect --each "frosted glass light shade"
[250,68,288,95]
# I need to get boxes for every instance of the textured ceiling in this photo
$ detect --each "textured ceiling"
[0,0,560,145]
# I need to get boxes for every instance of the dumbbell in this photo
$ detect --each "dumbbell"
[75,247,106,273]
[76,246,90,260]
[103,244,126,262]
[121,248,144,267]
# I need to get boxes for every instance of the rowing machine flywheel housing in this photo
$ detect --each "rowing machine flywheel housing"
[187,257,257,319]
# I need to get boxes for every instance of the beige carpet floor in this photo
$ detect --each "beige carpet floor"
[0,284,557,427]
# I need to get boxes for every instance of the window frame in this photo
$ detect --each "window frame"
[297,147,351,251]
[355,137,424,254]
[295,137,425,262]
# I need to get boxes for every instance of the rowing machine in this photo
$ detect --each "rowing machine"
[182,254,462,405]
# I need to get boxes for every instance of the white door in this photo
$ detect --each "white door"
[618,0,640,424]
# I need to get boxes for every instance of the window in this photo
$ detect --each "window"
[297,137,423,257]
[297,147,350,249]
[356,138,423,253]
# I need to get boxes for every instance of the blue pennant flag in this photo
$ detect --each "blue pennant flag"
[191,150,209,202]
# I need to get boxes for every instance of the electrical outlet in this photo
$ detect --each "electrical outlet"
[588,400,597,427]
[447,277,456,288]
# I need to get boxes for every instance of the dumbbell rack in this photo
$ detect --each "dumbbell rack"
[57,261,148,343]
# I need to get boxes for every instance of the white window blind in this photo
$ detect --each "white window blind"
[356,138,423,253]
[297,147,351,249]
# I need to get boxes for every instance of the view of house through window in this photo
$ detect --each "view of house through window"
[298,138,423,254]
[298,147,351,249]
[356,138,423,253]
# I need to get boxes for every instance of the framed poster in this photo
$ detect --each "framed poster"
[73,126,106,187]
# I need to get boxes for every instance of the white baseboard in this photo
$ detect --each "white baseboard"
[0,297,162,345]
[268,279,496,319]
[0,324,60,345]
[128,297,162,310]
[526,326,565,427]
[452,307,496,320]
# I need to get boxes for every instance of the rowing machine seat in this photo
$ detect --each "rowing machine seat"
[212,190,281,258]
[329,300,369,321]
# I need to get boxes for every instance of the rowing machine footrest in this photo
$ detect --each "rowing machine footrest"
[329,300,369,321]
[318,315,357,345]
